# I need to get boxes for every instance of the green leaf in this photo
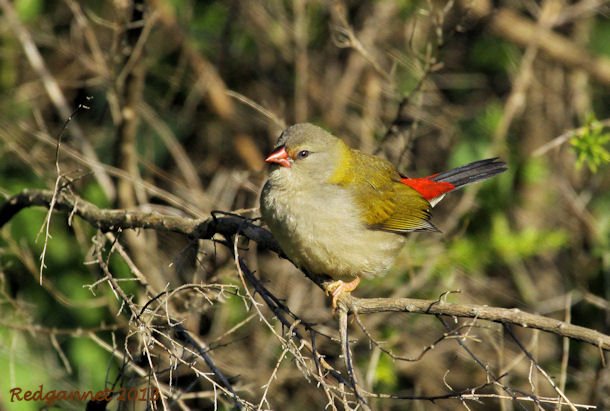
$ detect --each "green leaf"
[490,214,568,263]
[570,116,610,173]
[15,0,42,23]
[374,354,398,390]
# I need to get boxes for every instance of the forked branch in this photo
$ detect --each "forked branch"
[1,188,609,352]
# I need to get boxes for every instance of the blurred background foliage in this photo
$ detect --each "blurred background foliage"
[0,0,609,410]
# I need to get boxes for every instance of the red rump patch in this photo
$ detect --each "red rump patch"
[400,177,455,200]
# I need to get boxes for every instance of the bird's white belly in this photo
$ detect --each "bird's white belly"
[261,180,404,281]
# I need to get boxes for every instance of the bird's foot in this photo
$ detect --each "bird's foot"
[325,277,361,311]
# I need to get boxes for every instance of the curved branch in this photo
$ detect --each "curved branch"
[1,188,609,351]
[345,296,610,351]
[0,188,281,255]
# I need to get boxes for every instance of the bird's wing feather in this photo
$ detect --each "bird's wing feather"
[369,184,437,233]
[332,150,436,233]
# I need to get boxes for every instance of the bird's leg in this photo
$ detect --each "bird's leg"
[325,277,361,310]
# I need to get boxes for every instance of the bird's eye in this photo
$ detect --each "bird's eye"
[296,150,310,160]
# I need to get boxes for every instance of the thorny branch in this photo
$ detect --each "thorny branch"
[1,188,609,353]
[0,188,607,409]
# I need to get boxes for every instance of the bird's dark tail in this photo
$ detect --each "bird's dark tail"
[430,158,507,188]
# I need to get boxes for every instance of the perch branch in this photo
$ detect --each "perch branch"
[1,188,609,352]
[345,295,610,351]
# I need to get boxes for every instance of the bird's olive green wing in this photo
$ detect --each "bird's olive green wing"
[357,181,437,234]
[332,150,437,233]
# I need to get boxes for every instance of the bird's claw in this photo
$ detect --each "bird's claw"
[325,277,361,312]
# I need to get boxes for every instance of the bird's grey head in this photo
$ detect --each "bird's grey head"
[266,123,344,184]
[273,123,337,150]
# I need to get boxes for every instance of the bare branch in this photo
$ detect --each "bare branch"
[1,188,608,353]
[346,295,610,351]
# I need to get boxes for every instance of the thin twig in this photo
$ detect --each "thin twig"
[36,101,90,284]
[338,305,370,411]
[504,325,578,411]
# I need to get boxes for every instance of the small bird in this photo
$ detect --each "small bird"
[260,123,507,308]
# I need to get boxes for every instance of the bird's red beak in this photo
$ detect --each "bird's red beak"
[265,146,291,168]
